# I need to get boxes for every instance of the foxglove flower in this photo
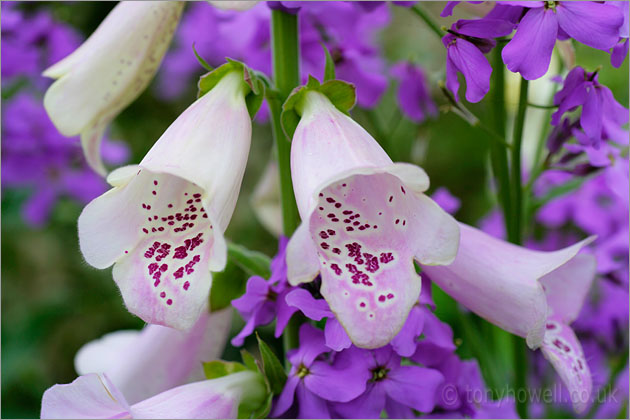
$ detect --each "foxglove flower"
[78,69,253,330]
[272,324,370,418]
[41,370,267,419]
[502,1,624,80]
[286,86,459,348]
[423,223,596,412]
[390,61,437,123]
[332,345,444,418]
[43,1,184,175]
[74,309,232,404]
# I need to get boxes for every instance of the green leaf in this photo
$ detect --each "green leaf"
[241,350,260,372]
[192,43,213,71]
[227,242,271,278]
[256,333,287,395]
[322,43,336,81]
[209,259,247,311]
[202,360,247,380]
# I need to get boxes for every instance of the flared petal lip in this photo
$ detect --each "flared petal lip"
[302,162,430,223]
[527,235,597,349]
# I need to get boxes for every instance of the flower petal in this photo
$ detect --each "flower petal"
[447,37,493,102]
[423,223,595,349]
[385,366,444,413]
[390,305,426,357]
[106,164,141,188]
[502,7,558,80]
[271,375,300,418]
[541,319,592,414]
[580,86,603,143]
[334,383,386,419]
[556,1,623,51]
[41,373,130,419]
[306,360,368,402]
[286,222,321,286]
[285,288,333,321]
[296,381,331,419]
[324,318,352,351]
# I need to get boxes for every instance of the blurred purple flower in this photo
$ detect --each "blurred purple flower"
[272,324,369,419]
[391,61,437,123]
[550,67,629,160]
[231,236,298,346]
[502,1,624,80]
[606,0,629,67]
[432,187,462,215]
[2,93,127,227]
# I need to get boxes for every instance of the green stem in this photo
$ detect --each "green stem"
[410,4,445,39]
[490,47,513,242]
[513,335,529,418]
[269,9,301,355]
[509,78,529,245]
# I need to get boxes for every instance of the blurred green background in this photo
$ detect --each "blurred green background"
[2,2,628,418]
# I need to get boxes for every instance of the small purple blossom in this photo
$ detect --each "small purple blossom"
[502,1,624,80]
[231,236,298,346]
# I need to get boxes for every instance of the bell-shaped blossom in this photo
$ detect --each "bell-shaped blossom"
[272,324,370,419]
[423,223,596,413]
[286,89,459,349]
[74,309,232,404]
[78,70,253,330]
[332,345,444,418]
[43,1,184,175]
[502,1,623,80]
[41,370,267,419]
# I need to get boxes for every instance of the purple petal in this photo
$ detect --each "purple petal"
[385,397,415,419]
[274,288,300,337]
[292,323,329,367]
[324,318,352,351]
[306,360,368,402]
[385,366,444,412]
[231,276,270,315]
[556,2,624,50]
[390,305,426,357]
[431,187,461,215]
[272,375,300,418]
[391,62,437,123]
[611,38,629,68]
[334,383,387,419]
[446,37,492,102]
[296,381,331,419]
[502,7,558,80]
[454,18,515,38]
[580,86,603,144]
[441,2,461,17]
[444,35,461,101]
[285,288,332,321]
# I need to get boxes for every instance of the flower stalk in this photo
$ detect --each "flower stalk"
[510,78,529,245]
[269,9,302,354]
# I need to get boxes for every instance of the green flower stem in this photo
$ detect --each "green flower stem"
[490,48,514,241]
[410,4,445,39]
[269,9,301,355]
[510,78,529,245]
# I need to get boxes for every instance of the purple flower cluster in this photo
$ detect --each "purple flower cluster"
[159,2,389,110]
[1,3,129,226]
[549,66,629,167]
[441,1,627,102]
[232,232,517,419]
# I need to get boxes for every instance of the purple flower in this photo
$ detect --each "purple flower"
[391,61,437,123]
[272,324,369,418]
[1,93,127,227]
[550,67,629,158]
[607,0,629,67]
[332,345,444,418]
[231,236,297,346]
[502,1,624,80]
[431,187,462,215]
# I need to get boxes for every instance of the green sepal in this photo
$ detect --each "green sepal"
[202,360,247,380]
[209,243,271,311]
[280,76,356,140]
[256,332,288,395]
[322,43,336,81]
[197,58,266,119]
[227,242,272,278]
[192,42,213,71]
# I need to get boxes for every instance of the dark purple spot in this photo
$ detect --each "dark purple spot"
[334,203,342,208]
[380,253,394,264]
[388,196,393,202]
[166,299,173,305]
[152,191,157,195]
[320,231,329,239]
[330,264,342,275]
[326,197,336,203]
[183,281,190,290]
[401,186,406,194]
[160,291,166,298]
[378,295,386,302]
[387,293,394,299]
[332,248,341,255]
[346,227,354,232]
[342,210,353,215]
[154,180,158,186]
[320,242,329,250]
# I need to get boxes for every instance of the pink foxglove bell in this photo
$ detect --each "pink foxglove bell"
[423,224,596,413]
[78,69,253,330]
[43,1,184,175]
[286,87,460,349]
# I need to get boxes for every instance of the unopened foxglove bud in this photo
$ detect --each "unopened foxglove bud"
[43,1,184,175]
